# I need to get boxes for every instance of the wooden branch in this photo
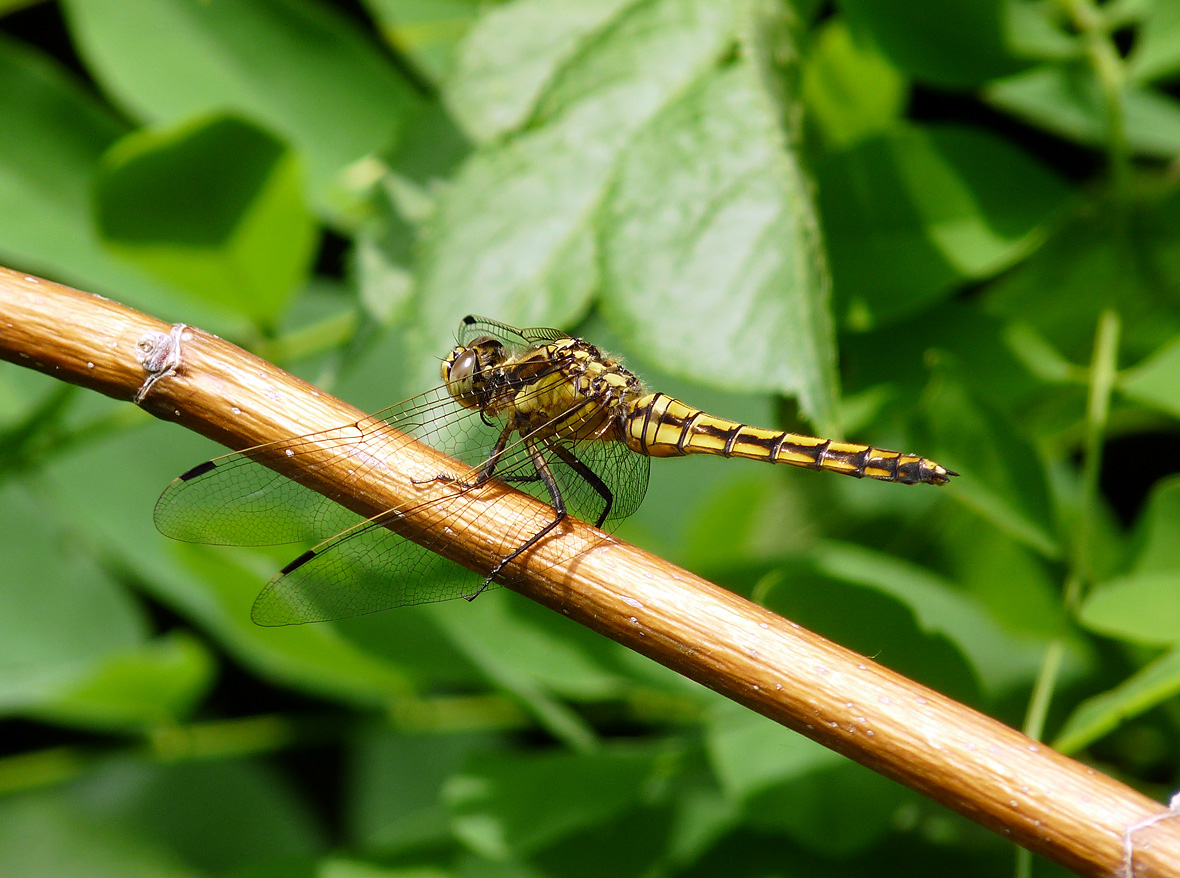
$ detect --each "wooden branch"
[2,264,1177,877]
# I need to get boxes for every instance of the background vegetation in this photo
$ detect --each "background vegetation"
[2,0,1179,875]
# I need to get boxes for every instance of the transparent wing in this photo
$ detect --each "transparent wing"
[247,402,650,626]
[153,386,506,547]
[458,314,568,348]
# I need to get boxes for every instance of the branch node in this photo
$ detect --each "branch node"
[135,323,187,403]
[1124,793,1180,878]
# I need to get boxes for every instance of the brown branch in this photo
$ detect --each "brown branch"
[1,264,1177,877]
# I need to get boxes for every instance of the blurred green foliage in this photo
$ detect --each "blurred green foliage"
[1,0,1178,875]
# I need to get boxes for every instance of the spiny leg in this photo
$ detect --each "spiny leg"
[465,437,566,602]
[549,442,614,528]
[413,423,515,491]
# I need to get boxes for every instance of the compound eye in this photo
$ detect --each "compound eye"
[446,348,480,403]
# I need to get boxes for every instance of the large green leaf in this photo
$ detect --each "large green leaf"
[801,18,907,150]
[0,483,147,711]
[1120,335,1180,419]
[1126,475,1180,573]
[706,703,917,856]
[68,757,326,873]
[408,0,739,388]
[443,0,639,141]
[1080,476,1180,646]
[984,190,1180,363]
[95,114,316,327]
[0,792,201,878]
[807,541,1049,697]
[601,50,839,429]
[923,374,1061,559]
[364,0,484,84]
[0,35,219,323]
[705,703,841,801]
[63,0,418,217]
[444,744,666,858]
[23,632,213,731]
[986,64,1180,159]
[839,0,1071,88]
[1079,572,1180,646]
[1128,0,1180,85]
[816,124,1069,329]
[346,727,497,853]
[1054,648,1180,753]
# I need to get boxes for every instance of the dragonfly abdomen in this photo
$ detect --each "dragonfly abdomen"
[625,393,955,486]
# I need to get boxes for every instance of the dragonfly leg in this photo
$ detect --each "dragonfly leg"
[412,423,515,490]
[466,437,566,601]
[549,442,613,527]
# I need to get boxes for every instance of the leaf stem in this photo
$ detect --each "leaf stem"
[1058,0,1130,193]
[254,308,359,366]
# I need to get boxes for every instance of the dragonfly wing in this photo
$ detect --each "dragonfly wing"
[458,315,567,349]
[557,436,650,526]
[250,514,488,625]
[247,405,632,625]
[154,423,367,546]
[154,386,506,547]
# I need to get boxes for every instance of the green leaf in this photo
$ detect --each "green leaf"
[802,18,907,150]
[1054,648,1180,753]
[808,541,1050,697]
[364,0,483,84]
[347,727,495,853]
[984,190,1180,362]
[428,590,635,702]
[443,0,638,143]
[1127,475,1180,573]
[25,633,214,731]
[1129,0,1180,84]
[839,0,1059,88]
[0,482,147,712]
[705,703,842,801]
[41,420,445,707]
[923,374,1061,559]
[408,0,739,386]
[68,757,326,873]
[63,0,418,217]
[1120,335,1180,419]
[705,703,912,856]
[444,745,666,858]
[0,793,201,878]
[816,124,1069,329]
[0,35,225,323]
[95,114,316,327]
[1079,571,1180,646]
[602,49,839,429]
[758,561,980,701]
[986,63,1180,158]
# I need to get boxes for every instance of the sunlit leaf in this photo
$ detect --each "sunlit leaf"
[63,0,418,217]
[95,114,316,327]
[1054,648,1180,753]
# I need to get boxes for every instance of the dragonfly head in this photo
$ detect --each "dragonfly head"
[442,335,505,408]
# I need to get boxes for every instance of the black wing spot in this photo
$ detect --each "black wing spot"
[280,549,317,575]
[181,460,218,480]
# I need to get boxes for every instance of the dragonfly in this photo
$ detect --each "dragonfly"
[155,315,957,626]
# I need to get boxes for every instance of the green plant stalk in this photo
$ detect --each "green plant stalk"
[1058,0,1130,193]
[1020,311,1119,726]
[1020,314,1119,732]
[1071,309,1121,604]
[254,307,359,366]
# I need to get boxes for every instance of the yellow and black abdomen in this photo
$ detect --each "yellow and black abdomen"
[624,393,955,486]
